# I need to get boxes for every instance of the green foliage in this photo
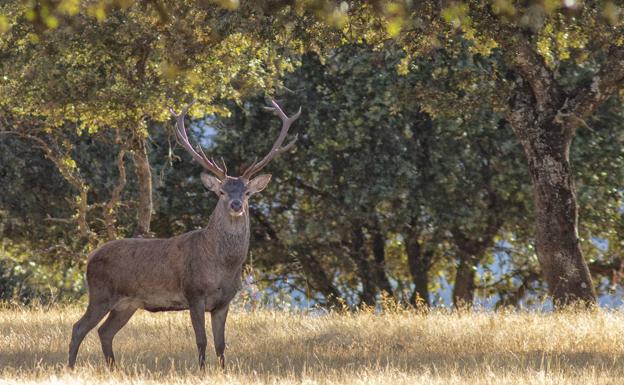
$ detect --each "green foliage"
[1,0,624,306]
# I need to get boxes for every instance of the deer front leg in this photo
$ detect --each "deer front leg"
[189,299,207,369]
[211,305,229,370]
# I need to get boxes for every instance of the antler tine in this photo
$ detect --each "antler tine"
[242,100,301,179]
[169,101,226,180]
[220,157,228,176]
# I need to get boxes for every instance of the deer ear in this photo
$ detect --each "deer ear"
[247,174,272,194]
[200,172,222,194]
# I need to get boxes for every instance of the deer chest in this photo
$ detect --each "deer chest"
[202,269,242,311]
[216,232,249,264]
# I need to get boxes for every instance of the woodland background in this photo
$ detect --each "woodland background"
[1,0,624,310]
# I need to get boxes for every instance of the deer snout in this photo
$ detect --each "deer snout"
[230,199,243,213]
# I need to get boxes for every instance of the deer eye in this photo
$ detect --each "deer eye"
[245,191,251,196]
[219,191,225,196]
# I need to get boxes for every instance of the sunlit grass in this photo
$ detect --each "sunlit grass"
[2,303,624,384]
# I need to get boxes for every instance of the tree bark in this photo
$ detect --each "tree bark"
[452,255,477,308]
[405,111,435,308]
[351,225,376,306]
[510,114,595,305]
[371,227,393,297]
[450,228,487,309]
[505,69,596,305]
[405,234,432,307]
[497,35,624,306]
[132,136,153,237]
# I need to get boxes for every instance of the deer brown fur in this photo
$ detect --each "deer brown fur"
[68,100,300,370]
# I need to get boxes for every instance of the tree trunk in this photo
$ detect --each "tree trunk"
[452,255,477,308]
[298,251,343,308]
[103,133,128,241]
[501,38,610,306]
[405,111,436,307]
[132,136,153,237]
[405,234,431,307]
[512,120,595,305]
[371,228,393,297]
[449,192,503,309]
[351,226,376,306]
[252,211,343,308]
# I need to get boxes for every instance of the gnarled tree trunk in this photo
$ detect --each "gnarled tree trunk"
[499,38,624,306]
[509,105,595,304]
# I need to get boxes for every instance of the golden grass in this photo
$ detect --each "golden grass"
[2,304,624,384]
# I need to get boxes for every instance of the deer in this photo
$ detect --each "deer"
[68,99,301,370]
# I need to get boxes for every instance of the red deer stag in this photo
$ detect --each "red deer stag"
[68,100,301,369]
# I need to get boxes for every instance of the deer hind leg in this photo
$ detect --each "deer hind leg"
[68,300,111,368]
[97,306,137,368]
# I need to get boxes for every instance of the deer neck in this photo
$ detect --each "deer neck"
[203,202,250,268]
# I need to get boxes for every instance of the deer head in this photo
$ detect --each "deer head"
[169,100,301,217]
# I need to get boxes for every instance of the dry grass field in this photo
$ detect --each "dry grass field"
[2,304,624,384]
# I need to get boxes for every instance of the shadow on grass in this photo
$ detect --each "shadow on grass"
[2,332,623,377]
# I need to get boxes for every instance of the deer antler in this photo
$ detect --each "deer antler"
[169,101,227,180]
[241,99,301,179]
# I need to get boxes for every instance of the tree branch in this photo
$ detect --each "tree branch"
[588,258,623,285]
[103,129,129,241]
[510,40,561,114]
[506,78,540,139]
[566,45,624,123]
[252,210,343,307]
[1,130,92,238]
